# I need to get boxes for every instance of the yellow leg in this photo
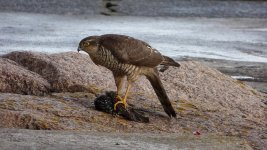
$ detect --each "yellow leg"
[114,83,131,110]
[113,75,124,110]
[115,95,123,102]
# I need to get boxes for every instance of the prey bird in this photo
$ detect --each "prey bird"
[78,34,180,117]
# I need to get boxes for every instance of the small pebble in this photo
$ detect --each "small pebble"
[193,131,201,135]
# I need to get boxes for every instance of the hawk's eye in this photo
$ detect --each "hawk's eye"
[83,42,90,47]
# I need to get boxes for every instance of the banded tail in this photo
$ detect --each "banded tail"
[159,56,180,72]
[145,68,176,118]
[161,55,180,67]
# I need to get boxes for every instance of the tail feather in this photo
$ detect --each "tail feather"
[146,69,176,118]
[161,56,180,67]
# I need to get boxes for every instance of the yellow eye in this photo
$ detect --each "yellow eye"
[83,42,90,47]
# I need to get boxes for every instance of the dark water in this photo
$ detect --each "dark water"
[0,0,267,18]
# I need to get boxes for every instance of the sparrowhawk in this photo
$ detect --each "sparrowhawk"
[78,34,180,117]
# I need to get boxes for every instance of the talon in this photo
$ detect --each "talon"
[114,84,131,111]
[114,95,128,111]
[114,101,125,111]
[116,95,123,101]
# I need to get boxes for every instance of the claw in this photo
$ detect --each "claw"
[114,95,128,111]
[116,95,123,101]
[114,83,131,111]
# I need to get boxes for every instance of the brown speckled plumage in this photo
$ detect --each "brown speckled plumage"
[78,34,180,117]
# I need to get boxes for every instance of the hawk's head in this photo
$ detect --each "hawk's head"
[78,36,99,54]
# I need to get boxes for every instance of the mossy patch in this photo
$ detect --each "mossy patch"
[235,80,245,89]
[0,99,16,110]
[250,89,257,95]
[85,84,104,95]
[177,99,198,112]
[35,103,54,111]
[52,92,96,99]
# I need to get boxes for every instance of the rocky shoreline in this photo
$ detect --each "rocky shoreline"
[1,0,266,148]
[177,57,267,94]
[0,51,266,149]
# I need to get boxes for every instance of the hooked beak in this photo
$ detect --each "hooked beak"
[77,47,81,53]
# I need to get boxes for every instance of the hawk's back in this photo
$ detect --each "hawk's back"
[99,34,164,67]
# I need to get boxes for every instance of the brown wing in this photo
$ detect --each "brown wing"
[99,34,164,67]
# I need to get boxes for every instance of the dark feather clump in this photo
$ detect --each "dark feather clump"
[94,91,149,123]
[94,91,116,114]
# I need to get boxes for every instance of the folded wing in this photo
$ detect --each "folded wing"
[99,34,164,67]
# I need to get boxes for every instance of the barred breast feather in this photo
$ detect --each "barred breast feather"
[92,46,141,80]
